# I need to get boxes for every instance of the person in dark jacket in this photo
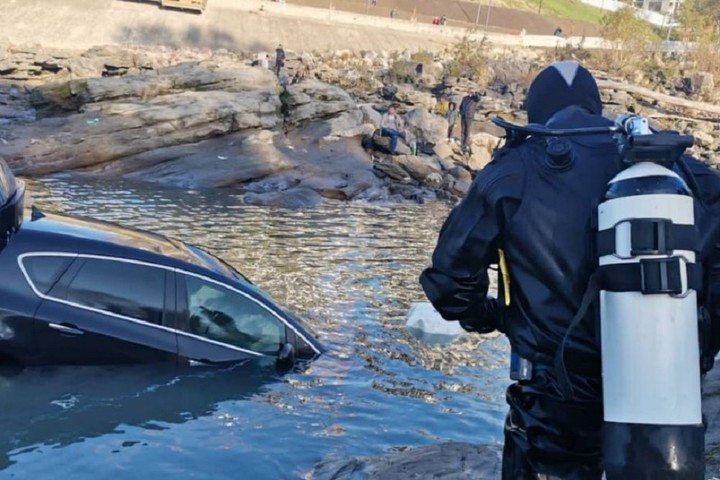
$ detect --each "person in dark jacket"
[275,44,286,77]
[459,89,480,152]
[420,61,720,479]
[446,101,458,141]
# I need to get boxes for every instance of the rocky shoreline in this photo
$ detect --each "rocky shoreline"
[308,364,720,479]
[2,41,720,208]
[5,38,720,479]
[0,43,501,206]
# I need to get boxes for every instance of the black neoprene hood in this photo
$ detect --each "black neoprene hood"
[525,61,602,125]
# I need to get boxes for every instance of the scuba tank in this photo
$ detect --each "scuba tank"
[492,114,704,479]
[598,116,704,479]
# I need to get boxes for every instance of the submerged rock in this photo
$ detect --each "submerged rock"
[243,187,324,209]
[311,442,502,480]
[311,364,720,479]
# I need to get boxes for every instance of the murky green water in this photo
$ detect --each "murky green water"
[1,175,510,479]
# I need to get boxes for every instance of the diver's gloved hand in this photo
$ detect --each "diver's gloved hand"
[459,296,504,334]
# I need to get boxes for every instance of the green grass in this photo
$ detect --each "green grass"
[524,0,607,24]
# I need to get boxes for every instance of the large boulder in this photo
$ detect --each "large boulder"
[242,137,381,201]
[394,154,442,182]
[285,79,357,124]
[394,85,436,110]
[404,108,448,145]
[31,61,279,116]
[320,110,374,140]
[467,147,492,171]
[444,166,472,196]
[6,89,281,176]
[372,133,412,156]
[359,104,382,127]
[121,129,292,188]
[432,140,455,160]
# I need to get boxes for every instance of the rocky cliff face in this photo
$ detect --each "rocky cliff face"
[1,43,720,208]
[0,44,515,206]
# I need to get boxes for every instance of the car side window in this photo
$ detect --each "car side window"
[64,258,165,324]
[184,275,285,355]
[22,255,74,295]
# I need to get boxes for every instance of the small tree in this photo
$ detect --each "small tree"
[600,7,654,72]
[443,33,491,83]
[679,0,720,41]
[678,0,720,78]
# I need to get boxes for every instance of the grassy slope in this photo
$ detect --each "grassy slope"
[525,0,607,23]
[469,0,607,24]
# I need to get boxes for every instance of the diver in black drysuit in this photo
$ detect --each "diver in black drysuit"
[420,61,720,479]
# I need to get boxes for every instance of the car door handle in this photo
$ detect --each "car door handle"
[48,323,85,336]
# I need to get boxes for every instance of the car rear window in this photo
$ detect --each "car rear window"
[64,258,165,324]
[22,255,74,295]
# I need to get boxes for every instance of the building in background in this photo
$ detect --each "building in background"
[633,0,681,15]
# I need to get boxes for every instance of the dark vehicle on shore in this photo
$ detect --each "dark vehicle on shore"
[0,160,323,369]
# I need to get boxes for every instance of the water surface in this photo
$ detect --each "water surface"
[2,176,510,479]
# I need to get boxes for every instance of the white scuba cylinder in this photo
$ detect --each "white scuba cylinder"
[598,161,704,479]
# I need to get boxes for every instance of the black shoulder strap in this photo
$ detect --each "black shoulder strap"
[554,271,600,401]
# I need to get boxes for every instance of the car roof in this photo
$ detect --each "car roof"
[13,208,237,279]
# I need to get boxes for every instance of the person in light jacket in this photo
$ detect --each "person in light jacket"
[380,104,406,155]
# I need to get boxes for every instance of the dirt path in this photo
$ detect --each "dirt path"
[0,0,451,53]
[0,0,603,55]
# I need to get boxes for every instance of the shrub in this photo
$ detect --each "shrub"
[443,33,491,83]
[599,7,655,73]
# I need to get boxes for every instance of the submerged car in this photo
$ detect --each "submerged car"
[0,160,323,368]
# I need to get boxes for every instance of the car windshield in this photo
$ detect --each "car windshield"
[186,244,251,282]
[187,244,318,338]
[0,160,17,205]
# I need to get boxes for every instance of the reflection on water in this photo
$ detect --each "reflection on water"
[3,176,510,479]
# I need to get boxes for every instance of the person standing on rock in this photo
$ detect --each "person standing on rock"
[459,89,480,153]
[420,61,720,479]
[275,44,286,77]
[446,101,458,141]
[380,104,406,155]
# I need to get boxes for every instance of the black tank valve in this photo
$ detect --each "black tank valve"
[545,137,573,170]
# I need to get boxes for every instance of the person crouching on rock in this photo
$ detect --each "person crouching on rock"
[380,104,406,155]
[291,58,309,84]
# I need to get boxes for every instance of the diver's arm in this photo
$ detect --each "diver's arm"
[420,168,507,333]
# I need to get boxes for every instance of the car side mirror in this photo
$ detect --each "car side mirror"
[276,342,296,372]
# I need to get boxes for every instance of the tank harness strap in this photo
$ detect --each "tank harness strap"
[600,260,701,295]
[554,271,600,401]
[597,219,699,257]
